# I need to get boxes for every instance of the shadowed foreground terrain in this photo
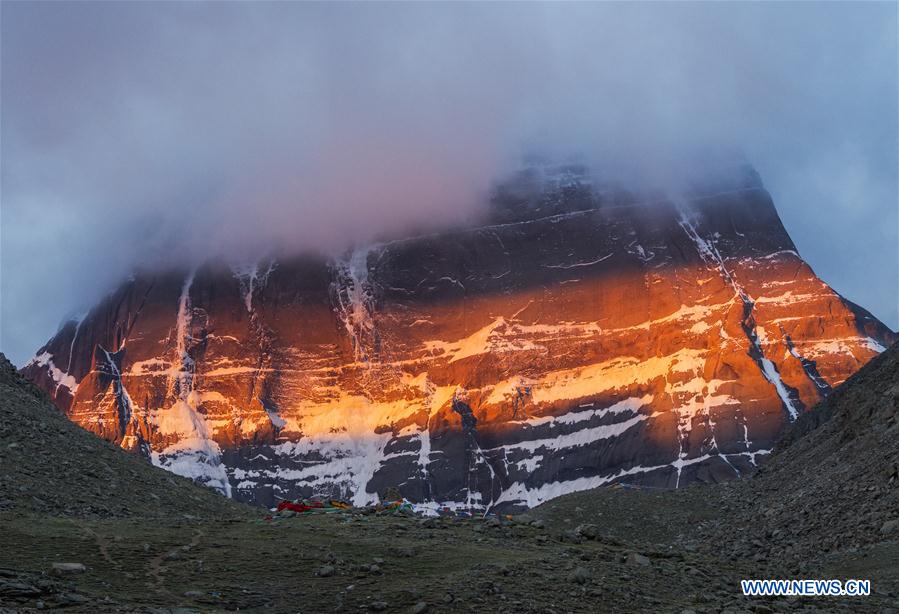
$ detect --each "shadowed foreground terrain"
[2,346,898,612]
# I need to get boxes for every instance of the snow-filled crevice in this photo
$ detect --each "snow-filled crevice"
[151,270,233,498]
[98,346,135,435]
[782,330,832,394]
[451,395,501,514]
[232,260,277,313]
[414,377,440,500]
[66,314,87,374]
[331,246,377,363]
[676,202,802,422]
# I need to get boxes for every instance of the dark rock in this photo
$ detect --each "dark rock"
[575,524,599,539]
[625,553,651,567]
[315,565,335,577]
[567,567,591,585]
[51,562,86,575]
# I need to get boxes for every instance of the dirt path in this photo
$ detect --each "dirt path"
[145,528,205,597]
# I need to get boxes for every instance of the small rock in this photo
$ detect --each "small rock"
[625,553,651,566]
[567,566,591,585]
[409,602,428,614]
[315,565,335,577]
[52,562,86,575]
[559,530,583,544]
[575,523,599,539]
[371,601,389,611]
[881,519,899,535]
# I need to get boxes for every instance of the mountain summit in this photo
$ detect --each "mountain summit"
[22,164,896,510]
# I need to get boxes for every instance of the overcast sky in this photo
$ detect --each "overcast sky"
[2,2,897,365]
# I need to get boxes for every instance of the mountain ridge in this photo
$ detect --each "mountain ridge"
[21,164,896,511]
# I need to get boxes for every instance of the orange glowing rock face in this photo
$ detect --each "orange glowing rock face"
[22,165,895,511]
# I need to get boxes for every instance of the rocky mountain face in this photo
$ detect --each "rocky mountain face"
[21,164,896,511]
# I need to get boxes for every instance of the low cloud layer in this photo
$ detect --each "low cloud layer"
[2,2,896,364]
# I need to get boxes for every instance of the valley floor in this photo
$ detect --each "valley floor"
[2,483,898,613]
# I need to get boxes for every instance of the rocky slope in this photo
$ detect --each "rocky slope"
[706,338,899,570]
[21,163,896,510]
[0,352,242,519]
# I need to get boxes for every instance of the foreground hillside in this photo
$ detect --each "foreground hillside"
[3,345,899,612]
[0,354,244,520]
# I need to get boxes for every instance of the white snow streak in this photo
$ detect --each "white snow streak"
[542,253,613,269]
[232,260,276,313]
[334,246,376,362]
[676,203,800,421]
[151,271,233,498]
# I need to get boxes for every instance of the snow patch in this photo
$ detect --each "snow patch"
[26,352,78,393]
[865,337,887,353]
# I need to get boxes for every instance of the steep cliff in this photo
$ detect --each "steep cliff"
[22,164,896,511]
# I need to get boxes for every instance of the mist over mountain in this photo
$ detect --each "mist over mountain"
[21,162,897,510]
[2,2,896,364]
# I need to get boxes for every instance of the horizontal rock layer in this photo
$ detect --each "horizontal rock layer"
[22,165,896,511]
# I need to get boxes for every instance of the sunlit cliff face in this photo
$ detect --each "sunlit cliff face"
[22,168,896,510]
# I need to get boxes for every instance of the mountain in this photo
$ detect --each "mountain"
[0,352,241,518]
[21,163,896,511]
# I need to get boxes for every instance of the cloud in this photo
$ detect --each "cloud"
[1,2,896,364]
